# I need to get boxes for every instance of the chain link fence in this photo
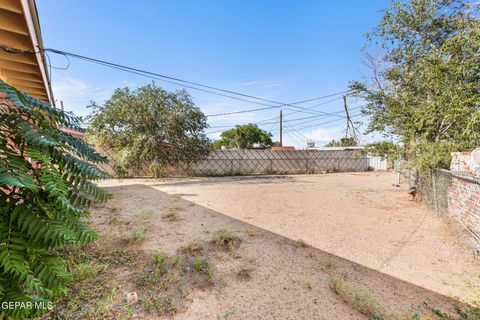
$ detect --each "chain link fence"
[394,161,452,217]
[431,169,453,218]
[97,148,370,177]
[176,149,369,176]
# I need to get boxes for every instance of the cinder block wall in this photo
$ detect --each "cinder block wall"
[447,152,480,246]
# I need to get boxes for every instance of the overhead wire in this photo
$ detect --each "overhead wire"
[39,47,367,143]
[42,48,350,117]
[284,113,363,133]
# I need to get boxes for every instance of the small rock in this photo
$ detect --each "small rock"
[126,292,138,305]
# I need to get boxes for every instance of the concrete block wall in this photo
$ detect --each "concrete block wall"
[447,151,480,245]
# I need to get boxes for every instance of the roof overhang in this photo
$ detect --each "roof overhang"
[0,0,54,104]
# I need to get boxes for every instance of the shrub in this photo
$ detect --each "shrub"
[212,228,241,250]
[130,227,147,244]
[0,81,110,318]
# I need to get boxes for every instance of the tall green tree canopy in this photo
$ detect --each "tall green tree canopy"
[212,124,275,149]
[0,81,110,319]
[350,0,480,172]
[87,84,211,177]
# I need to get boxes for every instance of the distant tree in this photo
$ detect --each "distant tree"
[362,141,402,168]
[324,137,357,147]
[363,141,401,159]
[86,84,211,177]
[350,0,480,173]
[212,124,274,149]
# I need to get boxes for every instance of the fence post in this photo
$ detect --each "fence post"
[230,159,234,175]
[432,169,439,217]
[305,157,309,173]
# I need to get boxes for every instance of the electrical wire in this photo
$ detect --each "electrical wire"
[284,121,310,141]
[42,48,350,117]
[45,51,71,70]
[283,113,363,132]
[39,47,367,139]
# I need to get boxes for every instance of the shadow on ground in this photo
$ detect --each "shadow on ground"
[86,183,477,319]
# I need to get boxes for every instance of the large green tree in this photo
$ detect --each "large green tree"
[350,0,480,172]
[212,124,275,149]
[0,81,110,319]
[87,84,211,177]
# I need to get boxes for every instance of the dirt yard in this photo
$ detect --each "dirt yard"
[49,172,480,319]
[139,172,480,303]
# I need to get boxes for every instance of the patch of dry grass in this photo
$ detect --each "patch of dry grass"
[129,227,147,244]
[326,273,383,318]
[297,239,308,248]
[181,239,205,256]
[136,208,154,220]
[143,297,178,317]
[213,228,242,250]
[237,244,256,262]
[246,228,258,237]
[319,257,332,270]
[46,245,140,319]
[237,265,254,280]
[108,212,120,225]
[162,206,181,221]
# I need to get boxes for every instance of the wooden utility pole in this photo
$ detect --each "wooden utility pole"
[343,95,359,144]
[280,109,283,146]
[60,101,64,111]
[343,95,350,139]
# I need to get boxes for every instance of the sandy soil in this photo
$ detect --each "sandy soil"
[92,172,480,319]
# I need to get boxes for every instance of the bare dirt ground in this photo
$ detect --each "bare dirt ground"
[48,172,480,319]
[109,172,480,303]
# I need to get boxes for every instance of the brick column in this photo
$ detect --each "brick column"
[447,150,480,246]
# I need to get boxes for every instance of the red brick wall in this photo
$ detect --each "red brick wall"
[447,151,480,245]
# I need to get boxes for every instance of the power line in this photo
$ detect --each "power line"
[205,111,363,136]
[244,104,363,129]
[279,105,364,128]
[253,96,344,125]
[205,94,345,117]
[206,105,365,135]
[283,113,363,132]
[284,121,309,141]
[43,48,350,117]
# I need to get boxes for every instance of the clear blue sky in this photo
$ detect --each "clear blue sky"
[37,0,389,147]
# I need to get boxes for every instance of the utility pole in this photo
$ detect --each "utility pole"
[60,101,64,111]
[343,95,350,140]
[343,95,360,144]
[279,109,283,146]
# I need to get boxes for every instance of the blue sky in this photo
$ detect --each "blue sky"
[37,0,389,147]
